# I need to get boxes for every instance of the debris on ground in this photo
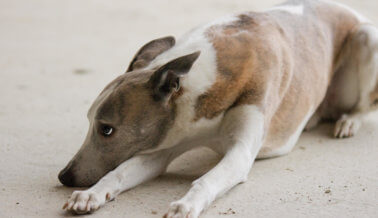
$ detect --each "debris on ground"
[219,208,236,215]
[73,68,90,75]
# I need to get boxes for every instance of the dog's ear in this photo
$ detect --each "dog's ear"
[148,51,200,101]
[126,36,175,72]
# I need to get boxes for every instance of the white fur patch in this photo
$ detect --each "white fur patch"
[267,4,304,15]
[212,105,265,156]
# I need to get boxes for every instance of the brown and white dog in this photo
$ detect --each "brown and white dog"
[59,0,378,217]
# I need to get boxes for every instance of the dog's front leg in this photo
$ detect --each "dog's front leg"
[165,105,265,218]
[63,146,184,214]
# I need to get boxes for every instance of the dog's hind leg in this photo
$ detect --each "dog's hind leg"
[164,105,264,218]
[333,24,378,138]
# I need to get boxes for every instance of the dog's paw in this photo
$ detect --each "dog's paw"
[63,190,109,214]
[164,201,199,218]
[334,115,361,138]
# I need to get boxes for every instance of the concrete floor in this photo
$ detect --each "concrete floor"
[0,0,377,217]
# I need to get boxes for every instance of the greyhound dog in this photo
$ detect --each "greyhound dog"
[59,0,378,217]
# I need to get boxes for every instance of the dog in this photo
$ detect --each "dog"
[59,0,378,217]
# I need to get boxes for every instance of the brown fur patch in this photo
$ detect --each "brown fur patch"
[194,14,270,121]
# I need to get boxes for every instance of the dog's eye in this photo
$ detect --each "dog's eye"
[101,125,114,137]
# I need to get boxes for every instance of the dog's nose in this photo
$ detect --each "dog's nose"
[58,166,76,187]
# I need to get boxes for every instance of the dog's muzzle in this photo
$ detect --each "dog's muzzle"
[58,162,76,187]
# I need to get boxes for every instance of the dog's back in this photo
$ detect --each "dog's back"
[147,0,367,157]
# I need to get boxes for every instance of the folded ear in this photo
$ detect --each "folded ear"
[148,51,201,101]
[127,36,175,72]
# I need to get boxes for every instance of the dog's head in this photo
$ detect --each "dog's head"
[58,36,200,187]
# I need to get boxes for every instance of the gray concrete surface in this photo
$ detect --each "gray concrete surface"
[0,0,377,217]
